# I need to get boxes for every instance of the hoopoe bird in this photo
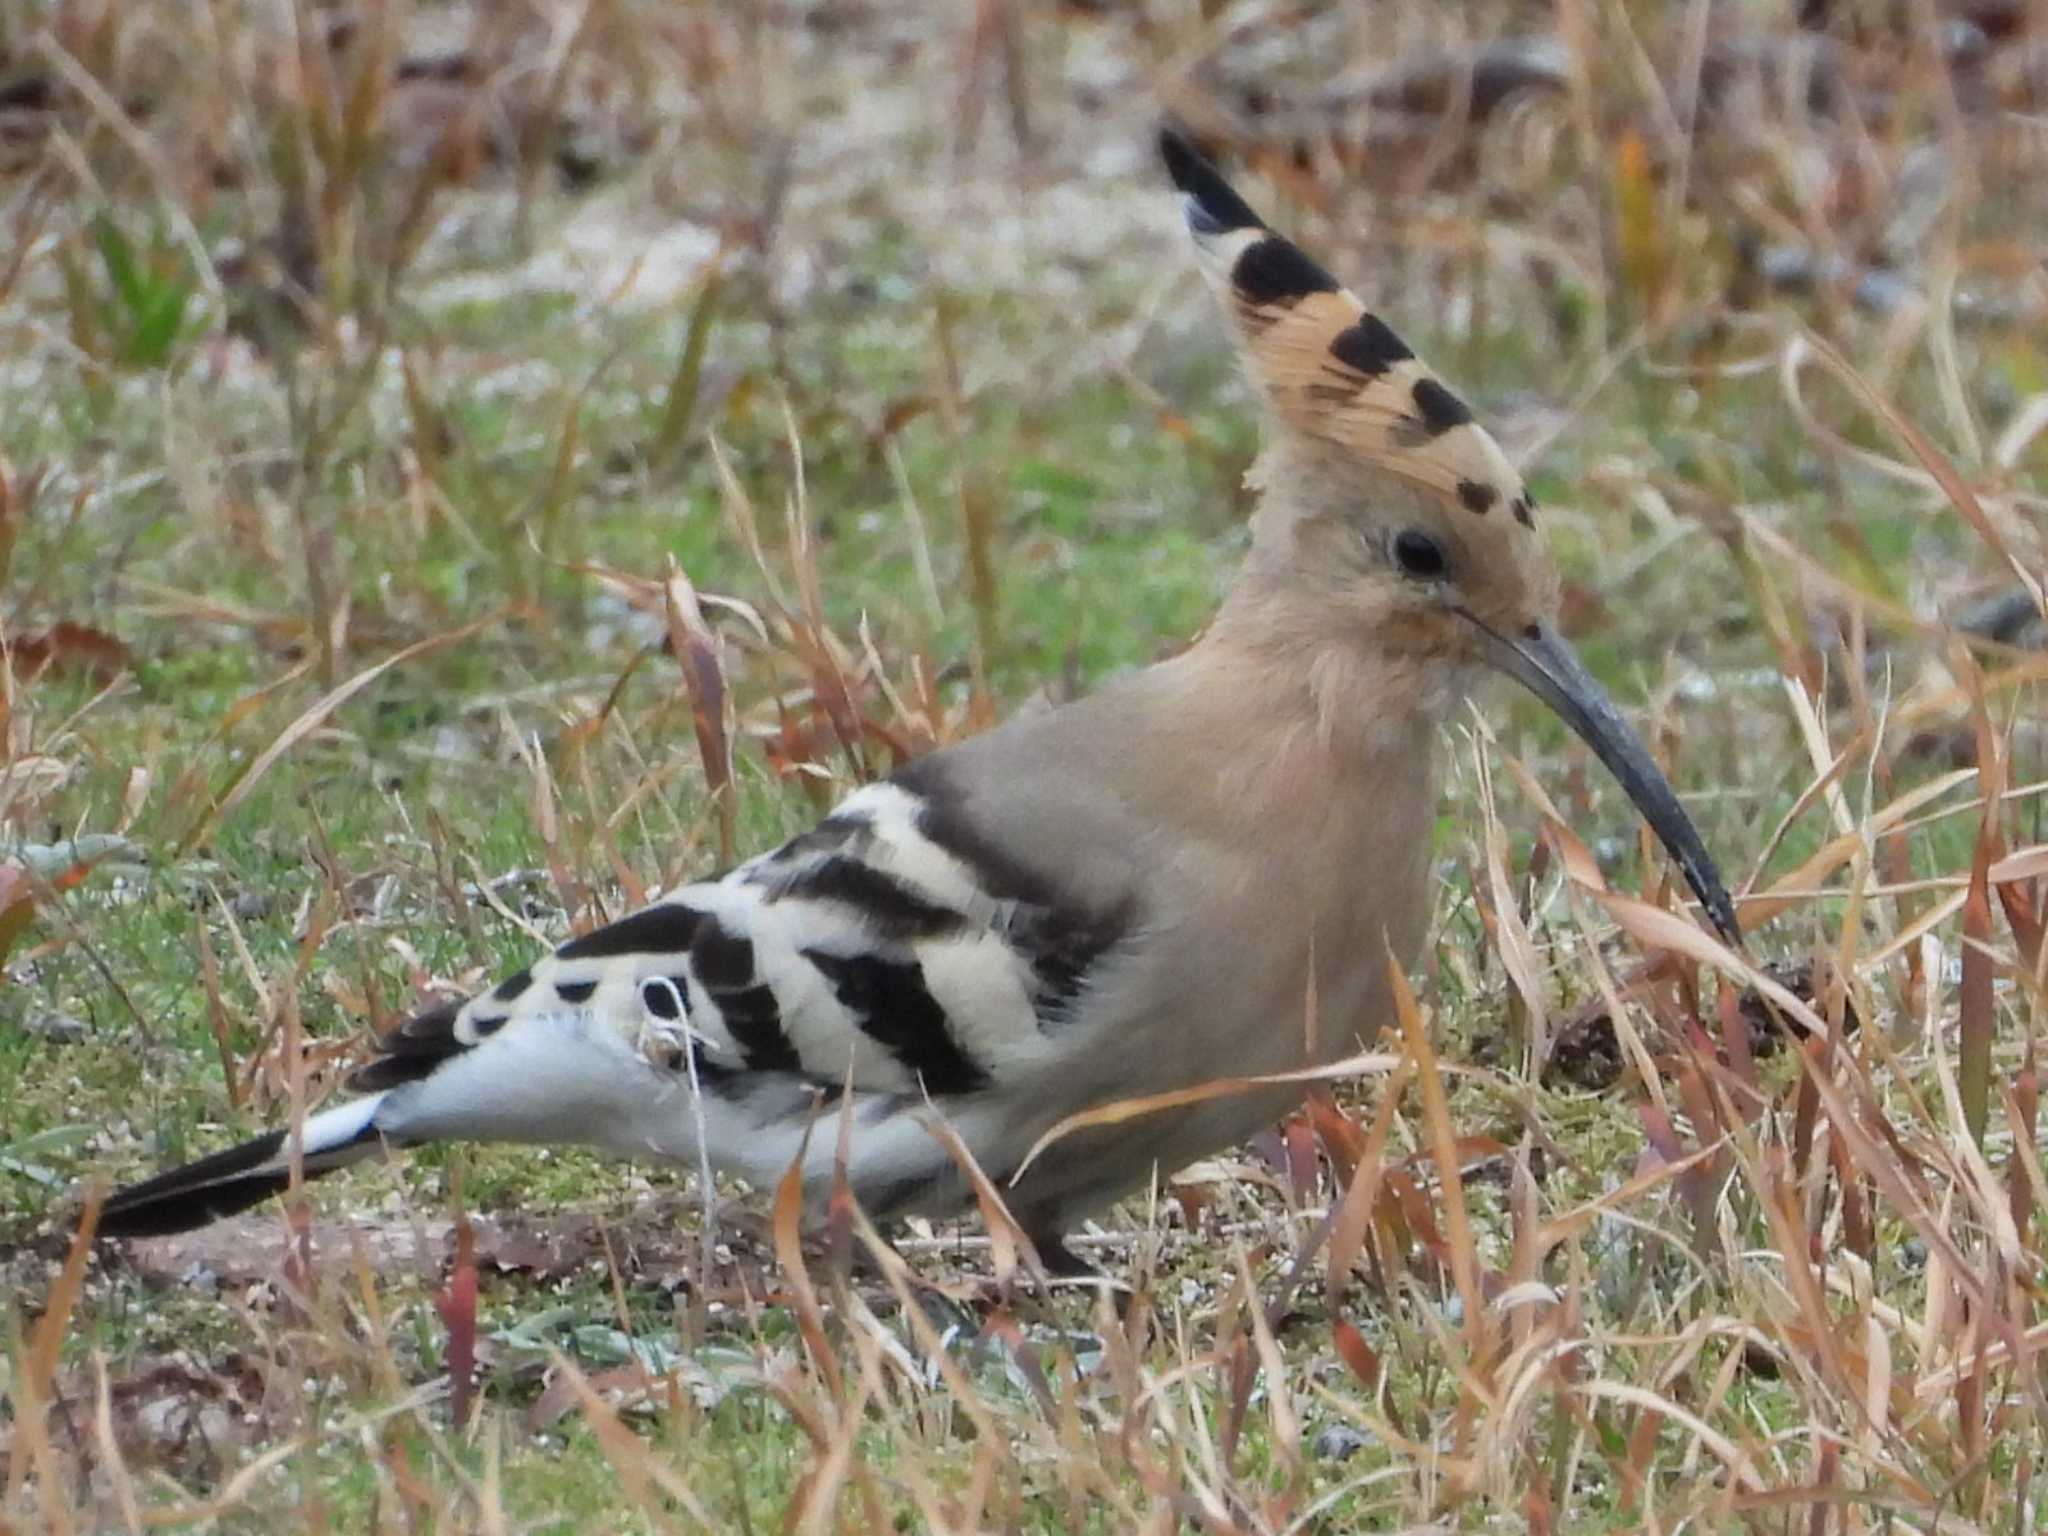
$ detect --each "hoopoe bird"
[98,133,1738,1273]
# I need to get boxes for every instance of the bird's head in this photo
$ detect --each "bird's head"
[1163,130,1740,946]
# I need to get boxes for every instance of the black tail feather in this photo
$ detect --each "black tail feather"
[98,1123,379,1239]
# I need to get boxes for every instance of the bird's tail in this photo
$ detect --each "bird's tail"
[98,1094,389,1238]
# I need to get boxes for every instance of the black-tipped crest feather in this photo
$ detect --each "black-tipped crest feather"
[1158,128,1265,235]
[1231,237,1339,307]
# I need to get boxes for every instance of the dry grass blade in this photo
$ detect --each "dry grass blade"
[1959,820,1998,1148]
[5,1185,100,1532]
[179,612,508,852]
[127,1437,314,1526]
[1988,846,2048,884]
[1577,1380,1765,1498]
[1955,642,2008,1148]
[649,264,726,469]
[847,1204,1007,1449]
[552,1351,719,1531]
[90,1356,143,1536]
[31,32,222,306]
[786,1355,878,1536]
[1527,1141,1718,1255]
[1784,331,2045,616]
[1755,1150,1862,1416]
[1326,1057,1415,1302]
[1386,946,1492,1384]
[663,563,737,867]
[1472,741,1549,1072]
[26,1186,98,1429]
[933,299,998,665]
[1238,1247,1302,1494]
[918,1110,1027,1283]
[1594,889,2016,1336]
[1010,1048,1407,1182]
[191,907,242,1107]
[770,1129,843,1401]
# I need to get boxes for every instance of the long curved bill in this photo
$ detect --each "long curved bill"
[1466,618,1742,946]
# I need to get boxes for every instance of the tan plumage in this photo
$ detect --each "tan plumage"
[98,132,1736,1275]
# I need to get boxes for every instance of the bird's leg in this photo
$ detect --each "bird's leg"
[1028,1230,1103,1281]
[1022,1228,1150,1330]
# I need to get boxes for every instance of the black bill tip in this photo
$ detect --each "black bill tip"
[1473,619,1742,948]
[1158,127,1265,237]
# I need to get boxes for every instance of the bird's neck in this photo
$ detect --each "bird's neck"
[1198,573,1458,773]
[1123,579,1445,1059]
[1085,579,1451,887]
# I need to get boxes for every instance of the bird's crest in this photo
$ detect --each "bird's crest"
[1160,130,1535,530]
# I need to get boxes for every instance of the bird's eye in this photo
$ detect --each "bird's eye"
[1392,528,1448,581]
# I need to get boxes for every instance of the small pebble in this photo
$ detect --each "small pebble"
[1312,1424,1371,1461]
[22,1010,88,1044]
[230,890,274,921]
[178,1260,220,1296]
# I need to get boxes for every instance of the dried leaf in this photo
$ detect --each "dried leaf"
[0,864,35,966]
[6,621,131,681]
[1331,1320,1382,1392]
[436,1215,479,1430]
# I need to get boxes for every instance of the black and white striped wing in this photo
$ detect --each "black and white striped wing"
[358,780,1132,1112]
